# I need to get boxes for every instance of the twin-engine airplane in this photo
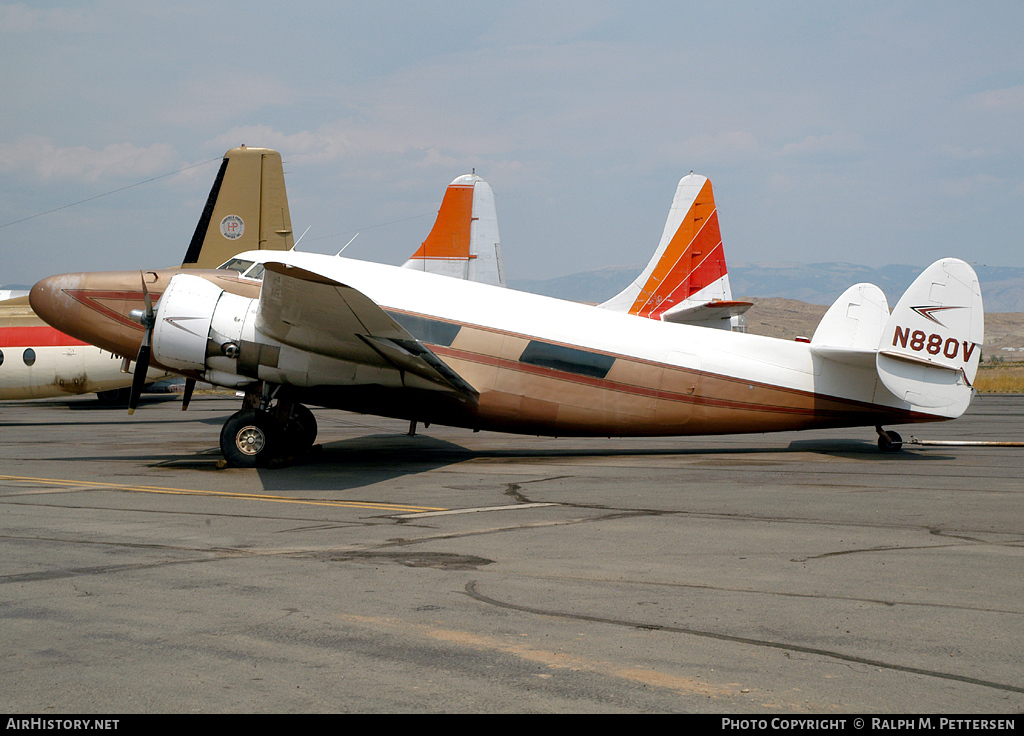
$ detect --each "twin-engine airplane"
[0,145,294,403]
[30,169,984,467]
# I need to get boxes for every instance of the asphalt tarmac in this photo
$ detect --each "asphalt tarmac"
[1,393,1022,713]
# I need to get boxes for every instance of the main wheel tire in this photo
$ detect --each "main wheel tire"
[220,409,279,468]
[877,430,904,453]
[96,387,131,405]
[286,404,318,454]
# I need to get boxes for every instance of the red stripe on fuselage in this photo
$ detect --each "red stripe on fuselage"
[0,325,89,348]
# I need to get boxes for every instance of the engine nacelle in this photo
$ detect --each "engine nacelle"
[151,274,255,381]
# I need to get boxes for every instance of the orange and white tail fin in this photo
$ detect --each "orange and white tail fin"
[401,174,506,287]
[180,146,294,269]
[601,173,750,330]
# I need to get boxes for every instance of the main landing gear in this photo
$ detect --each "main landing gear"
[875,426,904,453]
[220,386,318,468]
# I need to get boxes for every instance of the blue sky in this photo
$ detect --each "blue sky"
[2,1,1022,286]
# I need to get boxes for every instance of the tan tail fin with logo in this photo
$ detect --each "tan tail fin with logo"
[180,146,294,269]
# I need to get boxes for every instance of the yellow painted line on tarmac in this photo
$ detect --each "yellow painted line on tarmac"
[0,474,445,514]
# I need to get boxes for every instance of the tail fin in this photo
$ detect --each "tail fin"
[810,283,890,367]
[180,146,294,269]
[401,174,506,286]
[876,258,984,415]
[600,173,751,329]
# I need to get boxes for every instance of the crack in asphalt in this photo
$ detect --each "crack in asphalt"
[464,580,1024,695]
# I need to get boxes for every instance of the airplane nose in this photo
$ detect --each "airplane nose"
[30,272,84,336]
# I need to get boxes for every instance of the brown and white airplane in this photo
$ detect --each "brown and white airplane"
[29,166,985,467]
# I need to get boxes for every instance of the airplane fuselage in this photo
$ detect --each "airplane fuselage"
[31,252,944,436]
[0,301,165,401]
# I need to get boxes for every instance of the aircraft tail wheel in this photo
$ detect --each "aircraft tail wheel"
[221,408,279,467]
[877,429,904,453]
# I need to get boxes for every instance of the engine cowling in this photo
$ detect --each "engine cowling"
[151,274,255,383]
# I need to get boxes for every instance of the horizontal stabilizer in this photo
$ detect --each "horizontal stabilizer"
[876,258,984,412]
[660,299,752,326]
[810,283,889,367]
[402,174,505,286]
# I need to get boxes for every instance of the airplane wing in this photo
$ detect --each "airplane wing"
[256,262,478,400]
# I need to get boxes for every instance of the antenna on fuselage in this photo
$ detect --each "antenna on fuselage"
[291,225,312,250]
[335,233,359,256]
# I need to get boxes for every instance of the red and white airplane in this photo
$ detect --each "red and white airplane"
[30,169,984,467]
[0,145,294,403]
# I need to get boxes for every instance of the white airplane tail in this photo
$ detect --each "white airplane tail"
[876,258,984,415]
[810,283,890,368]
[811,258,984,417]
[401,174,506,286]
[600,173,751,329]
[180,146,294,269]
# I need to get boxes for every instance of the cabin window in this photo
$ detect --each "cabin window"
[385,311,461,347]
[0,349,4,367]
[22,348,35,367]
[519,341,615,379]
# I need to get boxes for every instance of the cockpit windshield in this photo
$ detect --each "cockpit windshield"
[218,258,254,274]
[216,258,265,281]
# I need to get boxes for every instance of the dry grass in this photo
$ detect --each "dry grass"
[974,363,1024,393]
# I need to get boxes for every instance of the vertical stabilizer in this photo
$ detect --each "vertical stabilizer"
[180,146,294,269]
[809,283,890,367]
[876,258,984,415]
[601,173,750,329]
[402,174,505,286]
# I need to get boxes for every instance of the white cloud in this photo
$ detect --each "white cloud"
[935,173,1002,198]
[965,85,1024,113]
[780,131,863,158]
[0,136,177,181]
[0,2,94,33]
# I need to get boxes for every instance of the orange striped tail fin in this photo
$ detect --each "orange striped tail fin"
[402,174,505,286]
[601,173,750,330]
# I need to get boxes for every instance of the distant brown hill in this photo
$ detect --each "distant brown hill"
[512,262,1024,312]
[741,297,1024,358]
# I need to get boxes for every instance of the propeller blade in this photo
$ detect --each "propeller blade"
[140,270,154,318]
[181,378,196,411]
[127,341,150,415]
[128,271,156,415]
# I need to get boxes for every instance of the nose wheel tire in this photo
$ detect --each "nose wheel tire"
[221,408,279,468]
